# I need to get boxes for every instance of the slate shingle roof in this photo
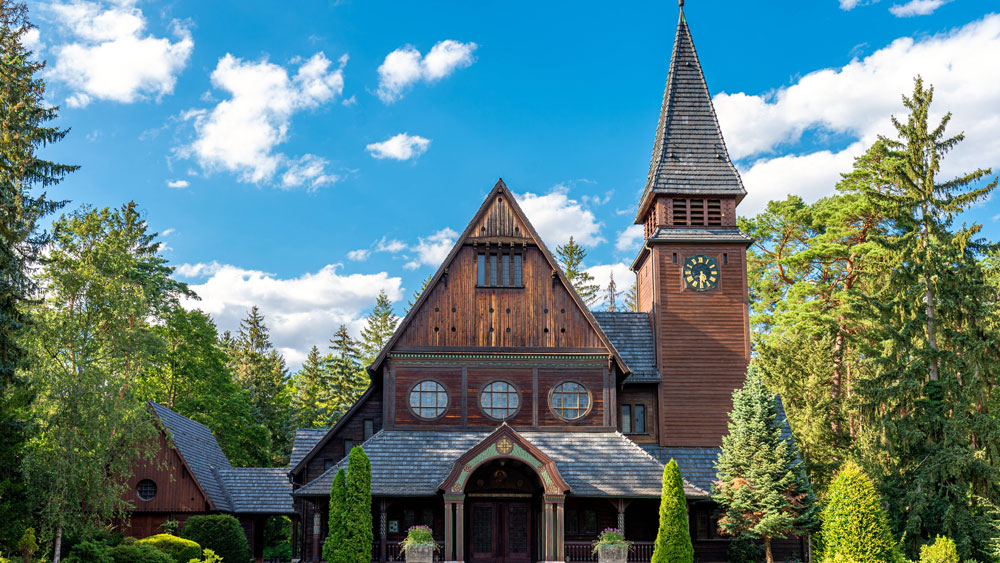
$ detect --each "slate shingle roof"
[294,430,708,499]
[636,10,746,223]
[290,428,327,469]
[591,312,660,383]
[217,468,294,514]
[647,227,752,245]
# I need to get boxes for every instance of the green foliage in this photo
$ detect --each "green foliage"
[592,528,629,553]
[181,515,249,563]
[555,236,600,307]
[920,537,959,563]
[160,521,179,536]
[713,368,818,563]
[16,528,36,562]
[360,290,399,366]
[727,538,763,563]
[135,534,201,563]
[405,275,432,315]
[261,516,290,562]
[343,447,373,563]
[64,540,112,563]
[819,461,900,563]
[108,543,174,563]
[186,549,222,563]
[323,469,347,563]
[604,272,619,311]
[622,283,638,312]
[651,460,693,563]
[328,325,368,422]
[400,525,435,552]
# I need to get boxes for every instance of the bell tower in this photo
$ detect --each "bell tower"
[631,4,752,447]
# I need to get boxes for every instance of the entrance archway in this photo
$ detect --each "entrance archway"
[466,459,539,563]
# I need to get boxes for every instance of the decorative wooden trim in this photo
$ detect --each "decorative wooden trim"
[531,368,539,427]
[546,379,595,423]
[461,367,468,426]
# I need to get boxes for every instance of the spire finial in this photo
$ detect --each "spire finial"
[679,0,684,7]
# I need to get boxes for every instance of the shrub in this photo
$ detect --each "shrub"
[17,528,38,563]
[136,534,202,563]
[323,468,347,563]
[187,549,223,563]
[727,537,763,563]
[160,520,180,535]
[819,461,901,563]
[65,540,113,563]
[920,537,959,563]
[181,515,250,563]
[401,525,436,554]
[652,459,694,563]
[109,543,175,563]
[343,447,373,563]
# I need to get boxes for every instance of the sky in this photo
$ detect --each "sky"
[25,0,1000,368]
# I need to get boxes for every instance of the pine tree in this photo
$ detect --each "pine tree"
[651,459,694,563]
[555,236,600,307]
[622,283,639,312]
[329,325,367,422]
[713,368,818,563]
[343,446,372,563]
[291,346,333,429]
[604,272,619,312]
[0,1,77,547]
[819,461,901,563]
[406,275,432,315]
[323,468,347,563]
[360,290,398,366]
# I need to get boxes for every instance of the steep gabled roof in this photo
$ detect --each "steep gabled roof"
[289,428,327,469]
[635,8,746,224]
[216,467,294,514]
[149,401,232,511]
[369,179,628,376]
[591,312,661,383]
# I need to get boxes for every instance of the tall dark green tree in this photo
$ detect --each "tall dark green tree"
[713,368,818,563]
[405,275,432,314]
[343,446,372,563]
[555,236,600,306]
[0,0,76,548]
[852,78,1000,559]
[651,459,693,563]
[359,290,398,366]
[291,346,333,429]
[329,325,367,421]
[323,468,347,563]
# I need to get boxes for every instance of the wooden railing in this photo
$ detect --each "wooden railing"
[371,540,445,562]
[565,541,655,562]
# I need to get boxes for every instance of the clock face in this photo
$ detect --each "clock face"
[683,255,719,292]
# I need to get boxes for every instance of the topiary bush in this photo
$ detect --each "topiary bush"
[819,461,901,563]
[181,515,250,563]
[343,446,373,563]
[65,540,113,563]
[136,534,201,563]
[920,537,959,563]
[108,543,175,563]
[324,468,347,563]
[652,459,694,563]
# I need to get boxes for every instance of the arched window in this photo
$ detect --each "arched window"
[480,381,519,419]
[550,381,591,420]
[409,380,448,419]
[137,479,157,501]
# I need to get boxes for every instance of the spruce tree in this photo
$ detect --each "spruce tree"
[604,272,619,312]
[0,1,76,547]
[555,236,600,307]
[291,346,333,429]
[323,468,347,563]
[360,290,398,366]
[329,325,367,421]
[405,275,432,314]
[651,459,694,563]
[622,283,639,312]
[819,461,901,563]
[343,446,373,563]
[713,368,818,563]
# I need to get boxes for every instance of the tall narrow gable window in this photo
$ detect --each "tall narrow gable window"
[477,253,486,285]
[477,248,524,288]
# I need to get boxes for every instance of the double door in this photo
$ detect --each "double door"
[469,501,532,563]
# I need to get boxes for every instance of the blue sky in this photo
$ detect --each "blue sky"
[27,0,1000,366]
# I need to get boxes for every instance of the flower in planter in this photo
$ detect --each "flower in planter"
[400,525,437,552]
[592,528,632,554]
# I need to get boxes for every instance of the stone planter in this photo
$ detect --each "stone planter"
[596,543,628,563]
[404,543,435,563]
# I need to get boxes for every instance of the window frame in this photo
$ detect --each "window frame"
[478,379,522,421]
[621,403,649,435]
[621,405,632,434]
[363,419,375,440]
[407,379,450,421]
[136,479,157,501]
[476,248,525,289]
[548,380,594,422]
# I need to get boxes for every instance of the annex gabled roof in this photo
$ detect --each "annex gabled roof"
[591,312,661,383]
[634,8,746,224]
[289,428,327,469]
[369,178,629,376]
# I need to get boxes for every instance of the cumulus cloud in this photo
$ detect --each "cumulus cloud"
[515,185,604,248]
[713,14,1000,215]
[45,0,192,107]
[615,224,644,252]
[166,179,189,189]
[376,40,477,103]
[180,51,346,186]
[177,262,403,367]
[376,237,406,253]
[839,0,863,9]
[890,0,950,17]
[366,133,431,160]
[347,249,370,261]
[405,228,457,270]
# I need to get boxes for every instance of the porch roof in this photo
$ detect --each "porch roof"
[294,429,708,499]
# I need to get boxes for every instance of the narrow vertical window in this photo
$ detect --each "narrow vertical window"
[513,254,522,286]
[489,254,498,286]
[477,253,486,286]
[672,253,677,264]
[635,405,646,433]
[344,439,353,453]
[363,419,374,440]
[621,405,632,434]
[501,253,510,286]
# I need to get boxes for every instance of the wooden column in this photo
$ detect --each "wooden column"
[455,499,466,561]
[541,494,566,562]
[444,493,464,561]
[610,498,631,536]
[311,506,321,562]
[379,498,388,563]
[543,502,554,560]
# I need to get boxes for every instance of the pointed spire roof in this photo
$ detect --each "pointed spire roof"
[634,8,746,224]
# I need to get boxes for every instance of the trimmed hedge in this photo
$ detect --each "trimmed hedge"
[651,459,694,563]
[109,543,175,563]
[181,515,250,563]
[136,534,201,563]
[820,461,901,563]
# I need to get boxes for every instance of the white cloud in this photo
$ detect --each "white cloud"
[174,261,224,278]
[515,185,604,248]
[616,224,644,252]
[347,249,370,261]
[585,262,635,309]
[281,154,338,190]
[366,133,431,160]
[839,0,863,9]
[45,0,192,107]
[161,228,175,237]
[179,262,403,368]
[405,228,457,270]
[890,0,950,17]
[166,179,189,189]
[713,14,1000,215]
[376,40,477,103]
[376,237,407,253]
[180,51,346,185]
[22,27,42,52]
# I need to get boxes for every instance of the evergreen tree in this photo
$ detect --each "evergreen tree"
[0,1,76,547]
[622,283,639,312]
[604,272,619,312]
[651,459,694,563]
[555,236,600,306]
[920,536,959,563]
[291,346,333,429]
[329,325,367,421]
[405,275,432,314]
[713,368,818,563]
[323,469,347,563]
[360,290,398,366]
[343,446,372,563]
[819,461,901,563]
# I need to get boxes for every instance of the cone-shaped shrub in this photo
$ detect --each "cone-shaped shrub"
[323,468,347,563]
[651,459,694,563]
[820,461,900,563]
[919,536,958,563]
[343,446,373,563]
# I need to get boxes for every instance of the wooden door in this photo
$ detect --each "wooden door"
[504,503,532,563]
[468,502,532,563]
[469,503,496,563]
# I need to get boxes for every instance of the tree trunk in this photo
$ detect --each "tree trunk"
[53,521,63,563]
[831,325,845,436]
[765,536,773,563]
[922,202,939,382]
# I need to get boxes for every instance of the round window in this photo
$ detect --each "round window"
[409,380,448,419]
[137,479,157,501]
[550,381,591,420]
[480,381,519,419]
